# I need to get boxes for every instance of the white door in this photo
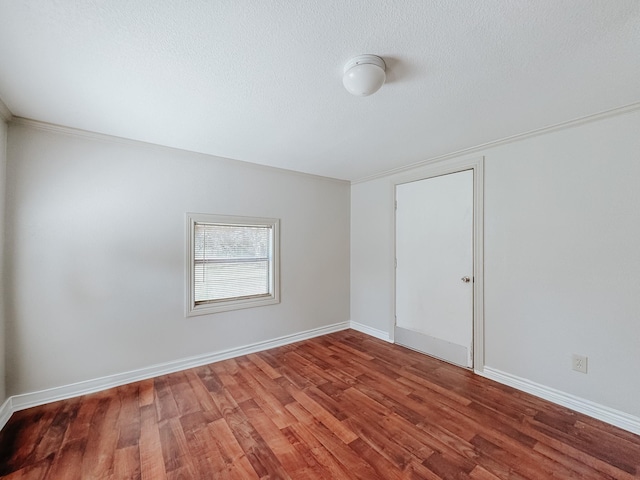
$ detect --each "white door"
[395,170,474,368]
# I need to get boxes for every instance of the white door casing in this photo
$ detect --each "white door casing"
[392,157,484,372]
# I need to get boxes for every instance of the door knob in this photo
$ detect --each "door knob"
[461,276,471,283]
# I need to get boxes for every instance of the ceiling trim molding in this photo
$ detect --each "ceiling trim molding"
[0,97,12,122]
[9,117,349,185]
[352,101,640,184]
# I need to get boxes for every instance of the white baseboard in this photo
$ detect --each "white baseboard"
[3,321,350,427]
[5,326,637,438]
[480,366,640,436]
[349,321,393,342]
[0,397,12,431]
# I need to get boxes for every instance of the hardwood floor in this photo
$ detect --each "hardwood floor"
[1,330,639,479]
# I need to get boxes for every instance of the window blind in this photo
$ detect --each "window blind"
[194,223,272,304]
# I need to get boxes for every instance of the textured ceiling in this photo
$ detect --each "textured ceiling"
[0,1,639,181]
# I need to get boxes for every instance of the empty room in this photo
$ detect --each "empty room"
[0,1,639,479]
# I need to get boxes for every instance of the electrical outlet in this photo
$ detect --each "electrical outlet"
[572,354,588,374]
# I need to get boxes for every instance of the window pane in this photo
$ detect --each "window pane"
[195,224,270,261]
[194,261,270,302]
[194,223,272,304]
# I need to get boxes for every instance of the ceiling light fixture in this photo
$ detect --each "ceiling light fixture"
[343,54,386,97]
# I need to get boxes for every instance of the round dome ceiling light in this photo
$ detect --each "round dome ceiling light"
[342,54,386,97]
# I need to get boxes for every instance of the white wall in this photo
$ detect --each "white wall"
[351,107,640,418]
[0,118,7,404]
[5,122,350,396]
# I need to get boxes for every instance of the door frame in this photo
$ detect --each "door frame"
[391,156,485,373]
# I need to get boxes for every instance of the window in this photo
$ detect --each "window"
[186,213,280,316]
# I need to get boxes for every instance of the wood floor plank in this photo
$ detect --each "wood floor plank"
[0,405,59,472]
[31,399,78,464]
[158,419,185,473]
[280,424,335,480]
[284,422,352,479]
[44,438,85,480]
[208,360,253,405]
[295,342,364,384]
[167,371,201,418]
[287,388,358,445]
[182,370,223,420]
[397,368,473,408]
[528,416,639,479]
[154,376,180,422]
[238,398,310,478]
[348,437,405,480]
[207,418,260,480]
[232,356,297,429]
[116,384,142,450]
[138,379,155,407]
[111,444,141,480]
[209,384,290,479]
[345,412,416,475]
[1,330,639,479]
[532,442,618,480]
[246,352,282,380]
[468,465,503,480]
[0,454,53,480]
[80,394,121,478]
[284,402,380,480]
[139,404,168,480]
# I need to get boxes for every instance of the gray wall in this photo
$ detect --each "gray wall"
[351,108,640,418]
[5,122,350,396]
[0,118,6,405]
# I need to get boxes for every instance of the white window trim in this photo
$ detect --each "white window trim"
[186,213,280,317]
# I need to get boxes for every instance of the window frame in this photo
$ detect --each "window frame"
[186,213,280,317]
